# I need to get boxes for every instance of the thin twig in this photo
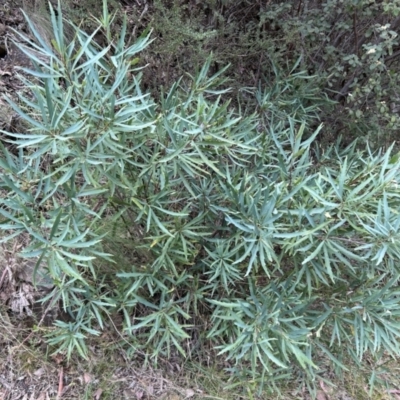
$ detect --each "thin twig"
[56,366,64,399]
[353,11,359,57]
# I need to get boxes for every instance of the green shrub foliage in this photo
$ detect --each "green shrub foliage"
[131,0,400,145]
[264,0,400,143]
[2,0,400,391]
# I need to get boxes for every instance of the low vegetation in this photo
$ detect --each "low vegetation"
[2,0,400,398]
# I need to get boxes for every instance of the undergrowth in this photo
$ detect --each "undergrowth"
[1,1,400,397]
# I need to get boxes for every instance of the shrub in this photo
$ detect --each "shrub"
[131,0,400,146]
[2,0,400,394]
[258,0,400,145]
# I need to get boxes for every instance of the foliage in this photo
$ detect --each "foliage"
[266,0,400,144]
[2,0,400,394]
[122,0,400,146]
[38,0,400,146]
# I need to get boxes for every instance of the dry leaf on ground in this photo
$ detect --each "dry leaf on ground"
[83,372,93,384]
[94,388,103,400]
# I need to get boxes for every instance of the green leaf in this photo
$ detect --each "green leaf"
[54,251,87,283]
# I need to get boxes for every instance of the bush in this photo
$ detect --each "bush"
[34,0,400,146]
[2,0,400,393]
[132,0,400,145]
[258,0,400,145]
